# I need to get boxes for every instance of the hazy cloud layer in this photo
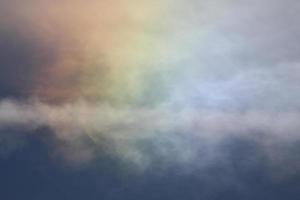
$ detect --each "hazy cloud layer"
[0,0,299,181]
[0,99,299,178]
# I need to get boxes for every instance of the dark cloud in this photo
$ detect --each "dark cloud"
[0,24,58,99]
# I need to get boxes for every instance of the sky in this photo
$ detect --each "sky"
[0,0,300,199]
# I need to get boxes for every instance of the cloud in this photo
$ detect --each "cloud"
[0,99,299,177]
[0,0,299,181]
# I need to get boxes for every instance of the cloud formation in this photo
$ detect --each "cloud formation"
[0,0,299,181]
[0,99,299,177]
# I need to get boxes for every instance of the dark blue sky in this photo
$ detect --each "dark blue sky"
[1,127,300,199]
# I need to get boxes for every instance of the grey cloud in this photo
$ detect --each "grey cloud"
[0,99,299,175]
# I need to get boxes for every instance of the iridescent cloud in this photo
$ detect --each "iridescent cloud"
[0,0,300,176]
